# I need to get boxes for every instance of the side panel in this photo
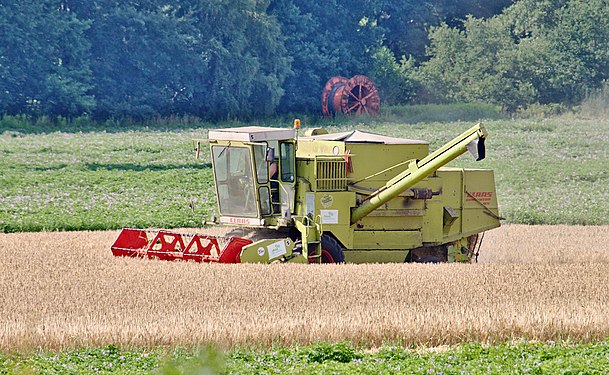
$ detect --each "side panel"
[420,176,445,243]
[344,250,409,263]
[293,147,499,259]
[433,168,464,241]
[346,143,429,191]
[462,169,501,235]
[307,191,356,249]
[356,202,425,230]
[319,169,498,251]
[434,168,500,243]
[352,230,422,250]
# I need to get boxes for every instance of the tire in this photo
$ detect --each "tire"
[320,234,345,263]
[418,255,441,264]
[407,245,448,263]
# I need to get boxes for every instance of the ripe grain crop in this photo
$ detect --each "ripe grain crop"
[1,225,608,351]
[480,224,609,263]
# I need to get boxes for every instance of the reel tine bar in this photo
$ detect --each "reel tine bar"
[147,230,187,261]
[183,234,223,262]
[111,228,150,257]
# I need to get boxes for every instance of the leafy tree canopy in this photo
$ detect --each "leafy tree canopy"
[1,0,607,120]
[418,0,609,110]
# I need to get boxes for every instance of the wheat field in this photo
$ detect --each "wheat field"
[1,225,608,351]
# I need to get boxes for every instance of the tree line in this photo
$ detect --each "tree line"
[0,0,607,120]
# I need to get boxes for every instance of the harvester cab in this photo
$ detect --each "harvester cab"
[202,126,298,227]
[112,122,500,264]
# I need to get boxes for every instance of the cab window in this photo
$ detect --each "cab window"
[211,145,257,217]
[280,142,295,183]
[253,144,268,184]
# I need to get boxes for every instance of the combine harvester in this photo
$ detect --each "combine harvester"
[112,122,500,263]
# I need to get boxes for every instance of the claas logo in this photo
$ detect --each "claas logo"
[466,191,493,202]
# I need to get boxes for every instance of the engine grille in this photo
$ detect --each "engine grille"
[316,160,347,191]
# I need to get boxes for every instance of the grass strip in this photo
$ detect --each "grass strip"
[2,341,609,374]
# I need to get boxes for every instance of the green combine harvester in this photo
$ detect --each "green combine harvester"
[112,122,500,264]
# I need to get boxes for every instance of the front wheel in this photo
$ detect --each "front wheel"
[320,235,345,263]
[309,235,345,263]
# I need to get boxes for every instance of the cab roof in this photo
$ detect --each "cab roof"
[208,126,296,142]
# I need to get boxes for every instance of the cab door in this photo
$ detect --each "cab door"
[252,144,273,217]
[278,141,296,216]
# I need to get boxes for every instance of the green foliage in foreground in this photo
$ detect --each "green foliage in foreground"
[2,341,609,374]
[1,116,609,232]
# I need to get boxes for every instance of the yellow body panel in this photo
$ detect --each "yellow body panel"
[344,250,409,263]
[351,230,422,250]
[240,238,295,263]
[344,143,429,190]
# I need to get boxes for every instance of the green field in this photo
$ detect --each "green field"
[1,115,609,232]
[2,341,609,374]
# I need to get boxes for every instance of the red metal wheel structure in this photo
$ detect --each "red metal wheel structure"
[321,75,380,118]
[321,76,348,118]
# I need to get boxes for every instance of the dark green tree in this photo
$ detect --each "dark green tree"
[548,0,609,103]
[269,0,383,113]
[418,16,533,109]
[183,0,290,119]
[244,0,291,116]
[67,1,203,118]
[72,0,290,119]
[268,0,324,113]
[369,46,416,105]
[369,0,514,62]
[0,0,94,116]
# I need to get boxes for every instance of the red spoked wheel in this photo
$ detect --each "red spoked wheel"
[321,76,348,118]
[322,75,380,118]
[340,75,380,116]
